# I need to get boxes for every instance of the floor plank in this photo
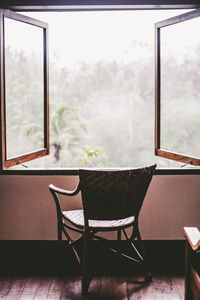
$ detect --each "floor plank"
[0,275,184,299]
[0,278,14,298]
[33,277,51,299]
[47,278,63,299]
[171,277,184,300]
[6,278,26,300]
[20,277,40,300]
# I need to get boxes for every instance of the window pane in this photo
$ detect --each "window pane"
[160,16,200,158]
[19,10,190,168]
[5,18,44,159]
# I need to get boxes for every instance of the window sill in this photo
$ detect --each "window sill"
[1,167,200,175]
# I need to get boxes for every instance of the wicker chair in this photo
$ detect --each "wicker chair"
[49,164,156,294]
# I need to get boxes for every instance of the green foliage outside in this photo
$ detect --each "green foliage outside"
[79,145,105,167]
[5,40,200,168]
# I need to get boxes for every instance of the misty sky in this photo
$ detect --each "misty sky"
[5,9,192,69]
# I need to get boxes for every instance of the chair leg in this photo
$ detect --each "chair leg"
[82,236,91,295]
[117,229,121,241]
[58,222,62,241]
[136,228,152,282]
[62,226,82,266]
[82,276,90,295]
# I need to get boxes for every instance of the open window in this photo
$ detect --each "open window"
[0,9,49,169]
[155,8,200,166]
[1,7,199,170]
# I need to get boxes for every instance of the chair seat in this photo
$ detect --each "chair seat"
[62,209,135,230]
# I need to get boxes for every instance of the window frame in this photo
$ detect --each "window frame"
[0,9,49,169]
[0,2,200,173]
[155,8,200,166]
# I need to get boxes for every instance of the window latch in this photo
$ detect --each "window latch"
[180,160,192,168]
[16,161,28,168]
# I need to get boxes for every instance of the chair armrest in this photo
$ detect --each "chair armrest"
[49,184,80,196]
[184,227,200,251]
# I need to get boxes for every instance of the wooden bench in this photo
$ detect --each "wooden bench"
[184,227,200,300]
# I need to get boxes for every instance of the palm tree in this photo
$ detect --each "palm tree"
[50,104,87,164]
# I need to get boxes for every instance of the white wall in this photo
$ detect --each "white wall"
[0,174,199,240]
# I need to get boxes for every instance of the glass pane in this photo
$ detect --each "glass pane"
[160,16,200,158]
[19,9,190,169]
[5,17,44,159]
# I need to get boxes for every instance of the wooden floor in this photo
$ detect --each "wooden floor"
[0,276,184,299]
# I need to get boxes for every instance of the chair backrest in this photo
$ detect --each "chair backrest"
[79,164,156,221]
